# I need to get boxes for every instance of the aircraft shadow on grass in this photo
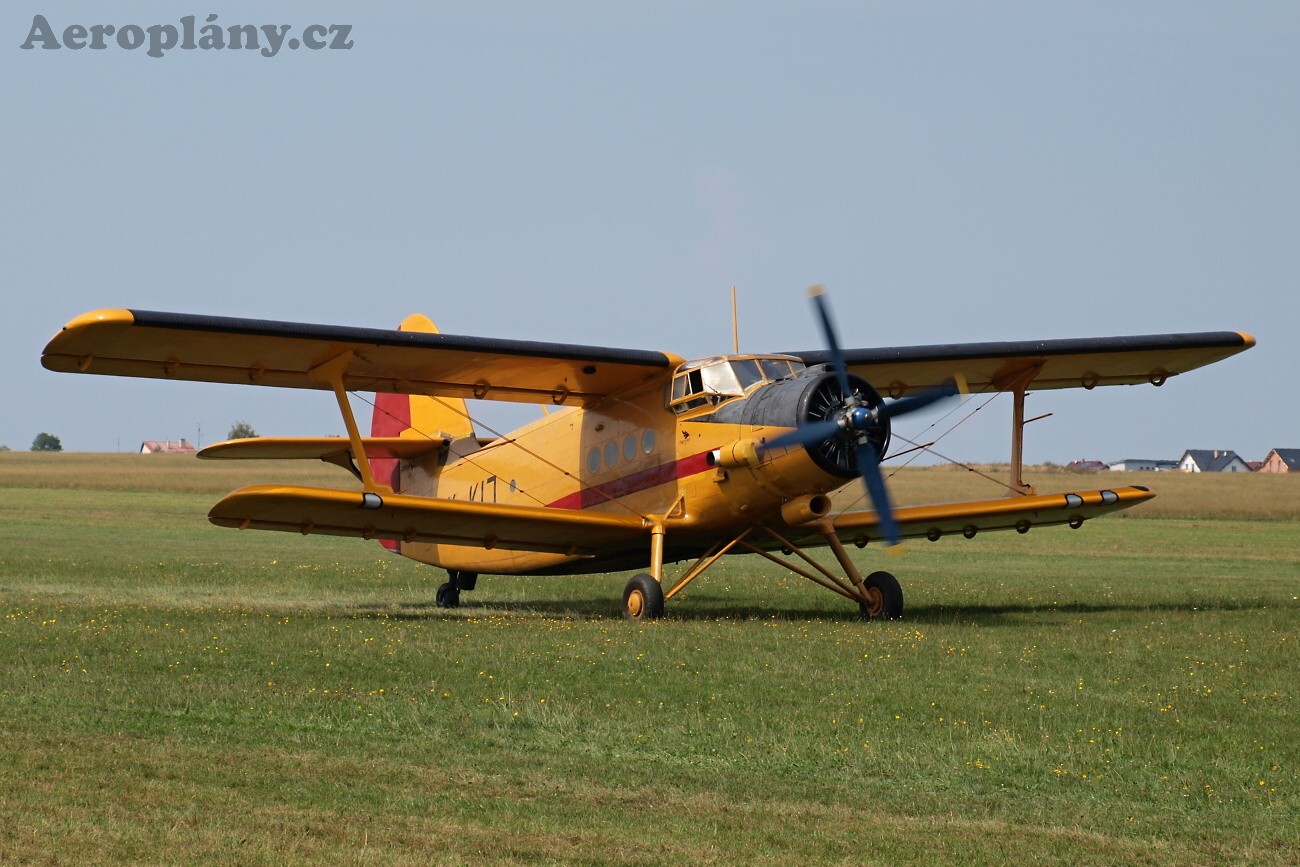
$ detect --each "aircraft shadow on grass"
[338,596,1277,625]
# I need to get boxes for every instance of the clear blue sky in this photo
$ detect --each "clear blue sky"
[3,2,1295,464]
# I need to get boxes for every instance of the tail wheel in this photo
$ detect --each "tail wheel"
[859,570,903,620]
[436,582,460,609]
[622,573,665,621]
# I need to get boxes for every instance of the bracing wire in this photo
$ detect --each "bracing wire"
[834,384,1018,514]
[349,384,655,521]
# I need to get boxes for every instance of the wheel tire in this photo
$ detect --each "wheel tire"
[858,570,903,620]
[622,573,665,621]
[436,581,460,609]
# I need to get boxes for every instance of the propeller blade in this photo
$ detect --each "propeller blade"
[880,379,961,420]
[856,439,901,546]
[763,419,842,451]
[809,285,853,401]
[785,289,962,546]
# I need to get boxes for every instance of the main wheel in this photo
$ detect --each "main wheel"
[858,570,903,620]
[436,581,460,609]
[622,573,665,621]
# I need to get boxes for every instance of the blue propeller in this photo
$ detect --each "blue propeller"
[765,287,962,546]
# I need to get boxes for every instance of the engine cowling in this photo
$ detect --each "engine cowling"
[709,365,890,479]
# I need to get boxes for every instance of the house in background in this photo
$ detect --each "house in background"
[1108,458,1178,472]
[1066,460,1109,471]
[140,439,197,455]
[1177,449,1251,473]
[1259,449,1300,473]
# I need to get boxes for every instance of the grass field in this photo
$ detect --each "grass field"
[1,453,1297,865]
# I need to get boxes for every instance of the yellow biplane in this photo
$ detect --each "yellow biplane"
[41,290,1253,620]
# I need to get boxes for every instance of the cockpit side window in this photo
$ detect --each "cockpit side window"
[700,360,743,397]
[760,358,797,381]
[669,365,711,413]
[731,359,764,391]
[670,371,689,403]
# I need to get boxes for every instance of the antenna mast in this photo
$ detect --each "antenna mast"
[730,285,739,354]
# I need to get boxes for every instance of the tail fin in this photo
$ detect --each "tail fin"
[370,314,476,495]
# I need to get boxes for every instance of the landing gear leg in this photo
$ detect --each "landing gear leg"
[735,525,907,620]
[620,519,668,621]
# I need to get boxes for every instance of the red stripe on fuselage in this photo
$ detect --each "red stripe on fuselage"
[546,451,715,510]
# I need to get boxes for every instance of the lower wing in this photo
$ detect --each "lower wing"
[208,485,651,555]
[822,485,1154,545]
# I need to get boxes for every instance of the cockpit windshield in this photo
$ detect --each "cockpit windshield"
[667,355,805,414]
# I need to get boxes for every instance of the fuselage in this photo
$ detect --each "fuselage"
[393,357,870,575]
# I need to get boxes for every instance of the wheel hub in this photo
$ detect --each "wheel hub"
[861,586,883,617]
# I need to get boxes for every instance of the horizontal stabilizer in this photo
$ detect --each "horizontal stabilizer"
[208,485,651,555]
[198,437,449,462]
[822,485,1155,545]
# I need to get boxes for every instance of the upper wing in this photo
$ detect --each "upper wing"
[42,309,675,405]
[786,332,1254,394]
[821,485,1154,545]
[208,484,652,554]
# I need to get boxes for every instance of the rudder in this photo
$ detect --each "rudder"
[370,314,476,493]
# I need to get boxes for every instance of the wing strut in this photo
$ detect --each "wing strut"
[308,352,388,494]
[998,363,1047,497]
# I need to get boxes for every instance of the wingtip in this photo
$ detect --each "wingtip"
[807,284,826,299]
[42,308,137,371]
[399,313,439,334]
[63,308,136,331]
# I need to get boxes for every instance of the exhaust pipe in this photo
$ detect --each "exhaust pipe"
[780,493,831,525]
